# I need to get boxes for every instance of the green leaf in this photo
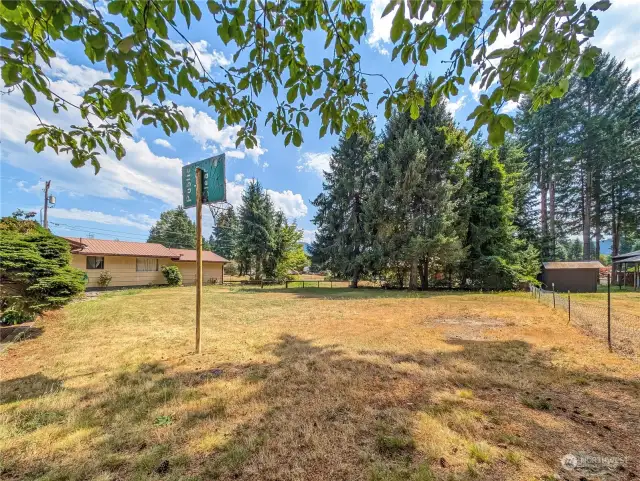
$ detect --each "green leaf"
[63,26,83,41]
[487,119,505,146]
[434,35,447,50]
[1,0,19,10]
[410,102,419,120]
[498,114,514,132]
[287,85,298,103]
[108,0,124,15]
[381,0,398,18]
[390,1,405,43]
[22,83,36,105]
[589,0,610,11]
[292,130,302,147]
[110,91,127,113]
[118,36,135,54]
[207,0,221,14]
[1,63,20,86]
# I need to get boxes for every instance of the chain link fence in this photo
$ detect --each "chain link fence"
[529,281,640,357]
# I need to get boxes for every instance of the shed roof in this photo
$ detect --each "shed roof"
[543,261,604,269]
[613,255,640,263]
[612,250,640,262]
[63,237,228,262]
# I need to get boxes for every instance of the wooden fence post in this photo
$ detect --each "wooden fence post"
[567,290,571,324]
[552,283,555,309]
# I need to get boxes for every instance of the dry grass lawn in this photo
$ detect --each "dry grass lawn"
[1,287,639,481]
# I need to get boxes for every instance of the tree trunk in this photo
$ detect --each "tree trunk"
[255,255,262,280]
[594,171,601,259]
[408,258,418,290]
[540,181,548,258]
[420,257,429,290]
[611,182,619,257]
[549,176,556,260]
[350,266,360,288]
[583,169,592,261]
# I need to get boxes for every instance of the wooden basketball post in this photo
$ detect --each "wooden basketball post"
[195,168,203,354]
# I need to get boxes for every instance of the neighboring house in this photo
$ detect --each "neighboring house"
[541,261,604,292]
[64,237,228,288]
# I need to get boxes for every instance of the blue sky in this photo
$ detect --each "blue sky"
[1,0,638,246]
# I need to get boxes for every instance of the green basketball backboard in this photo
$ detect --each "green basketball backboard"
[182,154,226,208]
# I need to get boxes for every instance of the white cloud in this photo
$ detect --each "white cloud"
[225,150,246,159]
[367,0,394,51]
[469,82,483,102]
[167,40,231,73]
[297,151,331,177]
[595,16,640,81]
[302,229,316,244]
[153,138,175,150]
[224,177,308,219]
[179,106,268,164]
[500,100,519,114]
[46,55,109,90]
[266,189,308,218]
[47,208,157,230]
[367,0,434,54]
[445,95,467,116]
[17,180,45,194]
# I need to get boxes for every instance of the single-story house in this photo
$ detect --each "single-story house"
[64,237,228,288]
[541,261,604,292]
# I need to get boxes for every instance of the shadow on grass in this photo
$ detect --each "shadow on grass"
[2,336,638,480]
[0,325,43,344]
[229,286,490,300]
[0,373,63,404]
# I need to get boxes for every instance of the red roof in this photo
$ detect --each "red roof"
[63,237,228,262]
[168,248,228,263]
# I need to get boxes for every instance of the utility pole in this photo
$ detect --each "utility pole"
[195,168,203,354]
[43,180,51,229]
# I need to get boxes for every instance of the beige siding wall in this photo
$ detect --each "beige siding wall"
[172,261,223,285]
[71,254,224,288]
[72,254,170,288]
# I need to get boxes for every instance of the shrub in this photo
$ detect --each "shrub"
[97,271,112,287]
[0,217,85,324]
[223,261,239,277]
[161,265,182,286]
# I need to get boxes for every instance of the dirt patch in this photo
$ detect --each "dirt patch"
[433,317,507,327]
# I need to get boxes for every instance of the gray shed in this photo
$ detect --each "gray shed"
[541,261,604,293]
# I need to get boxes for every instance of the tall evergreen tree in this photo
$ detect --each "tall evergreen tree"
[311,118,375,287]
[518,52,640,260]
[371,80,462,289]
[210,207,238,260]
[460,143,521,289]
[236,181,274,279]
[148,207,196,249]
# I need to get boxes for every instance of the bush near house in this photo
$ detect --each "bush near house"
[0,217,85,324]
[160,265,182,286]
[97,271,113,288]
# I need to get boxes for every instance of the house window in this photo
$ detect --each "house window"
[136,258,158,272]
[86,256,104,269]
